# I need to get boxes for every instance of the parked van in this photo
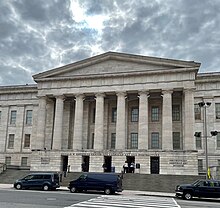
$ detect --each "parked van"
[68,172,123,195]
[14,172,60,191]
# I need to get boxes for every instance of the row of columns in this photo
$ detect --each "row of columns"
[36,89,195,151]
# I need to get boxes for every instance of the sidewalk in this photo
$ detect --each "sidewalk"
[0,183,175,197]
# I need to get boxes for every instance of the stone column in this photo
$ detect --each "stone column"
[35,96,47,150]
[94,93,105,150]
[52,95,64,150]
[138,91,149,150]
[162,90,173,150]
[73,94,84,150]
[184,88,195,150]
[116,92,126,149]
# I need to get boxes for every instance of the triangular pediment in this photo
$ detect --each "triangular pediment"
[33,52,200,81]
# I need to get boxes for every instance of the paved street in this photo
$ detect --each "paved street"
[64,195,180,208]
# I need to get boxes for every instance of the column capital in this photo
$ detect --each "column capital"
[54,95,65,100]
[162,89,173,95]
[138,91,150,97]
[183,88,196,93]
[116,91,126,97]
[95,93,105,98]
[74,94,84,99]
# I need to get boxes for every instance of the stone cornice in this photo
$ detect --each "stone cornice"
[33,52,200,81]
[196,72,220,83]
[34,67,199,82]
[0,84,37,94]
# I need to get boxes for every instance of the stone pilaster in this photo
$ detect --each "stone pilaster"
[52,95,64,150]
[116,92,126,149]
[184,88,195,150]
[138,91,149,150]
[162,90,173,150]
[94,93,105,150]
[35,96,47,150]
[73,94,84,150]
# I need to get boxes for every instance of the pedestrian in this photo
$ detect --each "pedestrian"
[123,161,128,173]
[130,162,135,173]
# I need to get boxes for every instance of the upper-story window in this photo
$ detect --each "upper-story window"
[111,108,117,123]
[151,132,160,149]
[10,110,17,124]
[194,104,201,120]
[26,110,32,125]
[111,133,116,149]
[172,105,180,121]
[216,103,220,119]
[130,133,138,149]
[196,132,202,149]
[173,132,182,150]
[131,107,139,122]
[0,111,1,124]
[151,106,159,122]
[8,134,15,149]
[24,134,31,148]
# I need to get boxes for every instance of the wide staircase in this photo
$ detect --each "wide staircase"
[0,169,204,193]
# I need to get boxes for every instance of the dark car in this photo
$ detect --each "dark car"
[14,172,60,191]
[176,179,220,200]
[68,172,123,195]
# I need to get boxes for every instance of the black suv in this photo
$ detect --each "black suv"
[14,172,60,191]
[176,179,220,200]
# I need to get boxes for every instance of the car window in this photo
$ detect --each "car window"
[32,175,44,179]
[24,175,34,180]
[43,175,51,179]
[79,174,87,180]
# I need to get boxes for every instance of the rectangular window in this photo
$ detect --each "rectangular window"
[131,107,139,122]
[151,106,159,122]
[111,108,117,123]
[10,110,17,124]
[196,132,202,149]
[194,104,201,120]
[217,132,220,148]
[173,132,181,150]
[198,159,203,172]
[24,134,31,148]
[5,157,11,165]
[151,132,159,149]
[21,157,28,166]
[8,134,14,149]
[130,133,138,149]
[0,111,2,124]
[26,110,32,125]
[111,133,116,149]
[91,133,94,149]
[216,103,220,119]
[172,105,180,121]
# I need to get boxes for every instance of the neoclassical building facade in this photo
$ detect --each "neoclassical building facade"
[0,52,220,176]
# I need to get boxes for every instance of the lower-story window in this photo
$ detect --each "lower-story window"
[130,133,138,149]
[173,132,182,150]
[198,159,203,172]
[21,157,28,166]
[111,133,116,149]
[5,157,11,165]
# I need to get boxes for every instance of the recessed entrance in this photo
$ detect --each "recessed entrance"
[62,156,68,173]
[103,156,112,172]
[150,156,160,174]
[82,156,89,172]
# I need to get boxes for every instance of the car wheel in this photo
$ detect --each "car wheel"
[104,188,111,195]
[15,183,22,190]
[183,192,192,200]
[42,184,50,191]
[70,186,77,193]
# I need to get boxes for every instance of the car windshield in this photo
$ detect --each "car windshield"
[192,179,201,186]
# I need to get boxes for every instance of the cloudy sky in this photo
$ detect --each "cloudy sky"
[0,0,220,86]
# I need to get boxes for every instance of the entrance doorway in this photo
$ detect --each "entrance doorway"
[150,156,160,174]
[126,156,135,173]
[103,156,112,172]
[82,156,89,172]
[62,156,68,176]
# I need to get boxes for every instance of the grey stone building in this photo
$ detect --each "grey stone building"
[0,52,220,176]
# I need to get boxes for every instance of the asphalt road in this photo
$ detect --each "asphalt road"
[0,189,99,208]
[176,198,220,208]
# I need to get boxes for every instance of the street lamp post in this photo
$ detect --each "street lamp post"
[198,101,211,179]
